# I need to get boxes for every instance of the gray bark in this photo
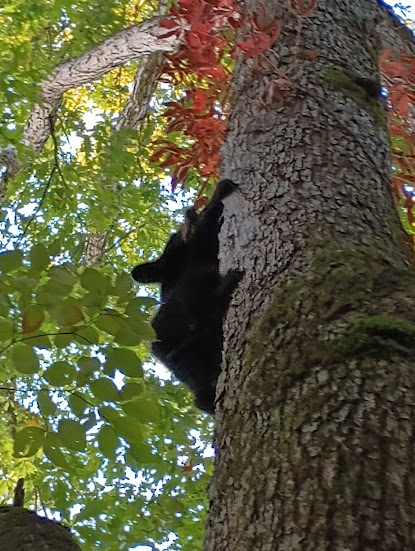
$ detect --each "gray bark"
[207,0,415,549]
[0,506,82,551]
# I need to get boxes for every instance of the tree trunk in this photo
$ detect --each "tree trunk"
[0,507,82,551]
[207,0,415,549]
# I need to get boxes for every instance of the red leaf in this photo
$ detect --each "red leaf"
[22,305,44,334]
[192,89,210,113]
[384,61,405,79]
[396,95,410,118]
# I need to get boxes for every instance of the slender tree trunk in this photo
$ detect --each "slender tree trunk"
[207,0,415,549]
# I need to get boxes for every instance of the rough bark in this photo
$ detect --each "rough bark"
[0,506,82,551]
[207,0,415,549]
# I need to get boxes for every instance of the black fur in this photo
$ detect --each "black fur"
[131,208,197,301]
[132,179,241,413]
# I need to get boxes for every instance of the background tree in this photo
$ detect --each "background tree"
[1,0,415,550]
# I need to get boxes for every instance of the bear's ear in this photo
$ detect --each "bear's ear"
[180,208,199,242]
[131,261,163,283]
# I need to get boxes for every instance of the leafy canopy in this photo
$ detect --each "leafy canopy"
[1,0,415,550]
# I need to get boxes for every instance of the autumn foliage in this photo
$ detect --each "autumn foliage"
[380,47,415,230]
[153,0,415,233]
[154,0,240,191]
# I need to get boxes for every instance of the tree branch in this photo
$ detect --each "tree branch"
[82,51,165,266]
[0,15,185,186]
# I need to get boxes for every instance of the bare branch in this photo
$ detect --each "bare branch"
[115,52,164,131]
[0,15,184,189]
[26,16,183,152]
[82,51,165,266]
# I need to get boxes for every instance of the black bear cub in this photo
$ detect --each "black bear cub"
[132,179,241,413]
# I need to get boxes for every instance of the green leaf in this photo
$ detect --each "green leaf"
[0,319,14,342]
[80,268,111,293]
[97,424,119,457]
[58,419,86,452]
[11,345,39,374]
[54,333,72,348]
[13,426,44,458]
[44,432,71,471]
[125,297,157,316]
[29,243,50,272]
[129,319,157,341]
[14,275,38,291]
[37,391,57,417]
[105,348,143,378]
[74,325,100,345]
[113,272,133,297]
[99,406,122,423]
[120,381,146,402]
[68,393,88,417]
[113,325,142,346]
[44,361,76,386]
[78,356,100,375]
[25,333,52,349]
[48,265,78,286]
[0,250,23,273]
[90,378,119,402]
[48,300,84,327]
[76,356,100,385]
[122,398,160,423]
[112,416,143,445]
[48,239,62,256]
[128,441,153,465]
[94,313,121,335]
[112,317,154,347]
[0,292,9,316]
[22,304,45,334]
[36,280,73,304]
